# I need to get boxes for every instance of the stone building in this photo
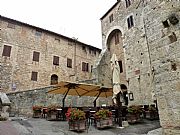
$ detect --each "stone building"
[93,0,180,134]
[0,15,101,92]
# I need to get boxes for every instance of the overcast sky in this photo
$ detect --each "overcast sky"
[0,0,117,49]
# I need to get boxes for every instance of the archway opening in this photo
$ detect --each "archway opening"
[51,74,58,85]
[107,29,122,51]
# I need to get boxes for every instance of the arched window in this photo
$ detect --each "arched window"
[51,74,58,85]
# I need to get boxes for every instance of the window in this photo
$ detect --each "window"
[125,0,131,8]
[53,56,59,65]
[35,30,42,36]
[31,71,38,81]
[127,15,134,29]
[91,65,93,73]
[115,33,119,45]
[2,45,12,57]
[162,20,170,28]
[68,40,72,45]
[7,22,15,29]
[82,46,86,52]
[33,51,40,62]
[109,14,114,23]
[82,62,89,72]
[67,58,72,68]
[118,60,123,73]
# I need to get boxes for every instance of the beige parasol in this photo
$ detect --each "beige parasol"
[110,54,122,103]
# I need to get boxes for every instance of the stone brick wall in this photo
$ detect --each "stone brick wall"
[0,16,101,92]
[99,0,180,134]
[144,1,180,134]
[7,87,111,117]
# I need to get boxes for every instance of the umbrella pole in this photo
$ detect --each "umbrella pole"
[62,88,70,108]
[93,92,101,107]
[116,92,122,127]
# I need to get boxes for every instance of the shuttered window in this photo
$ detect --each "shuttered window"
[125,0,131,8]
[82,62,89,72]
[31,71,38,81]
[33,51,40,62]
[109,14,114,23]
[127,15,134,29]
[53,56,59,65]
[67,58,72,68]
[2,45,12,57]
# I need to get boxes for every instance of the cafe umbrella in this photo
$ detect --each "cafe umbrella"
[110,53,123,127]
[48,81,100,107]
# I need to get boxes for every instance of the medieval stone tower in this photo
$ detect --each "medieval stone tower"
[93,0,180,134]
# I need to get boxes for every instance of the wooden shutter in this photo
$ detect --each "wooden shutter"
[130,16,134,27]
[2,45,12,57]
[86,63,89,72]
[31,71,38,81]
[67,58,72,68]
[82,62,85,71]
[33,51,40,62]
[53,56,59,65]
[127,17,131,29]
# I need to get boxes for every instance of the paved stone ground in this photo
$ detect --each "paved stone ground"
[0,118,161,135]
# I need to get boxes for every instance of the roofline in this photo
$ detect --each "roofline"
[0,15,101,51]
[100,1,119,20]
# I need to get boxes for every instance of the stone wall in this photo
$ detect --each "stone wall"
[7,87,112,117]
[99,0,180,134]
[144,1,180,134]
[0,16,101,92]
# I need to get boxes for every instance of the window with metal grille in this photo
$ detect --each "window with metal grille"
[2,45,12,57]
[109,14,114,23]
[31,71,38,81]
[118,60,123,73]
[33,51,40,62]
[127,15,134,29]
[125,0,131,8]
[67,58,72,68]
[115,32,119,45]
[82,62,89,72]
[53,56,59,65]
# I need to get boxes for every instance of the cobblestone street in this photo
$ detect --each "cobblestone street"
[0,118,160,135]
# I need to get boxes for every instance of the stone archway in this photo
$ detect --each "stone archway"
[50,74,58,85]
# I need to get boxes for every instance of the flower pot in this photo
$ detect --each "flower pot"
[126,113,141,124]
[68,119,88,132]
[33,110,41,118]
[96,117,113,128]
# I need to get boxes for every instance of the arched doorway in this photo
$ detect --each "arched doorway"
[51,74,58,85]
[107,29,122,54]
[120,84,128,106]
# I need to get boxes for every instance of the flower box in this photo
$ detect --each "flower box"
[32,105,43,118]
[69,119,88,132]
[126,113,141,124]
[96,117,113,128]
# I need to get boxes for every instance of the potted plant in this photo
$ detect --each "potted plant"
[66,108,88,132]
[94,109,113,128]
[146,106,159,120]
[32,105,43,118]
[126,105,143,124]
[46,104,61,120]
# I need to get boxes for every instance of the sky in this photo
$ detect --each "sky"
[0,0,117,49]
